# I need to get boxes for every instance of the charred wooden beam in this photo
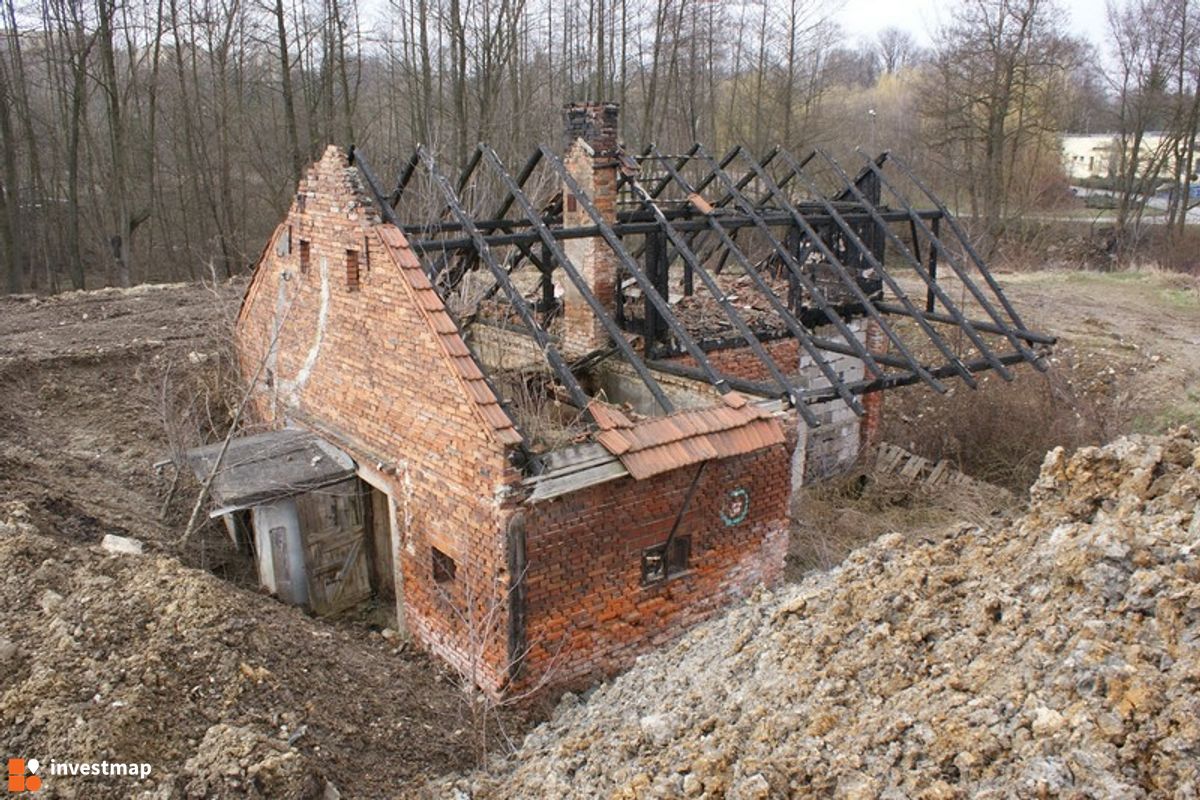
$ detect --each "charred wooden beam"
[480,144,676,414]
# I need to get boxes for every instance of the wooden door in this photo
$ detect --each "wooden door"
[365,485,396,601]
[296,479,371,615]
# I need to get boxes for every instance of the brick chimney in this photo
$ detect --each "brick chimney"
[561,101,620,355]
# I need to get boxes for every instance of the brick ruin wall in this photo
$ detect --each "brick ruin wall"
[236,147,519,694]
[516,445,790,692]
[661,320,883,486]
[234,144,865,700]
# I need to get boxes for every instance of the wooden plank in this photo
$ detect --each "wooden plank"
[298,479,371,615]
[538,442,612,472]
[185,428,356,510]
[529,459,630,502]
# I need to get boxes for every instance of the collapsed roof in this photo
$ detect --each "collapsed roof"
[347,103,1053,444]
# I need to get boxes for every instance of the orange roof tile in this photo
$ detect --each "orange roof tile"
[587,392,785,479]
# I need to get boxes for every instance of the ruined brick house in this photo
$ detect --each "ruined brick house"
[191,103,1051,695]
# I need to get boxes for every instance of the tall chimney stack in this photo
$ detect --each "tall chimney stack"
[561,101,620,355]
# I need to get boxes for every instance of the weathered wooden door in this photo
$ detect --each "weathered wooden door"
[296,479,371,615]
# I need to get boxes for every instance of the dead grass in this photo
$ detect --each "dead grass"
[881,367,1132,492]
[787,468,1013,579]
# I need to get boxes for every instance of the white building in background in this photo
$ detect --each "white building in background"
[1062,132,1196,182]
[1061,133,1118,179]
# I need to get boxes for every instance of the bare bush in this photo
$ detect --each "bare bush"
[881,368,1132,493]
[789,468,1013,577]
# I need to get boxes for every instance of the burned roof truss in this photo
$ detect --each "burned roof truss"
[349,138,1054,441]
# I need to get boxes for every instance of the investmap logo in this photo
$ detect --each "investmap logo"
[7,757,152,792]
[7,759,40,793]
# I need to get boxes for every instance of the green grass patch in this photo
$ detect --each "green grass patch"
[1133,391,1200,433]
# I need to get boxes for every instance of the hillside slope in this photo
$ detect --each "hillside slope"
[451,429,1200,799]
[0,501,490,799]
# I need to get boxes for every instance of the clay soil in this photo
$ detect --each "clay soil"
[0,283,528,798]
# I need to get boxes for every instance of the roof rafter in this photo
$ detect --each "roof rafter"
[348,140,1054,443]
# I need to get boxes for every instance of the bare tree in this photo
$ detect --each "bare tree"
[924,0,1083,244]
[876,26,917,74]
[1105,0,1199,257]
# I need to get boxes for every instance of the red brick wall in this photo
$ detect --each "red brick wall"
[561,139,619,355]
[516,445,790,691]
[236,145,797,700]
[663,338,802,385]
[236,146,519,694]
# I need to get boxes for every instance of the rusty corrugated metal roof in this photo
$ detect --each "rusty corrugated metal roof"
[376,224,522,446]
[588,392,785,479]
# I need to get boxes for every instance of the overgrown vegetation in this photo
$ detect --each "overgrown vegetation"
[788,470,1011,577]
[882,370,1130,492]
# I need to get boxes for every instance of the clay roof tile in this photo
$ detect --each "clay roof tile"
[478,403,516,432]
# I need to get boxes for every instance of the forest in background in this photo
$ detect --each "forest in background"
[0,0,1197,293]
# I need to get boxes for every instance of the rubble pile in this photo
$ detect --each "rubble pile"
[456,429,1200,799]
[0,502,478,799]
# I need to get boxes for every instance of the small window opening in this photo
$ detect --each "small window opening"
[641,536,691,584]
[432,547,457,583]
[346,249,360,290]
[299,240,310,274]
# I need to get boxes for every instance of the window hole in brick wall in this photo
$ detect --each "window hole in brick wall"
[641,535,691,584]
[299,239,310,274]
[346,249,360,290]
[432,546,457,583]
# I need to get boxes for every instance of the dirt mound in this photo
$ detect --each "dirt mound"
[0,283,238,557]
[0,502,490,799]
[450,428,1200,798]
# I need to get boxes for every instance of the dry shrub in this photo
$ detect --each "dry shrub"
[156,315,244,473]
[493,367,588,451]
[991,220,1116,271]
[1134,225,1200,275]
[880,367,1130,493]
[788,469,1011,578]
[153,290,251,575]
[985,219,1200,275]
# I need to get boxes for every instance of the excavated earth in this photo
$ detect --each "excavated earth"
[447,428,1200,799]
[0,499,516,798]
[0,285,525,798]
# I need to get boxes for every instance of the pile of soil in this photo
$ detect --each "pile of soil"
[0,284,236,555]
[449,428,1200,798]
[0,502,496,798]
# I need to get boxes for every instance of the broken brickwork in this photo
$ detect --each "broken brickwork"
[234,100,1049,698]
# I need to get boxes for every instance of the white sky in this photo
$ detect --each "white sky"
[835,0,1111,51]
